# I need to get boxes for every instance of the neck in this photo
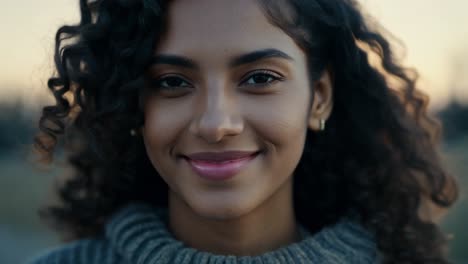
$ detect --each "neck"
[168,179,300,256]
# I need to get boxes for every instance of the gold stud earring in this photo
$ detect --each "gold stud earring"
[319,119,326,131]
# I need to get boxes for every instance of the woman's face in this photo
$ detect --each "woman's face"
[141,0,328,219]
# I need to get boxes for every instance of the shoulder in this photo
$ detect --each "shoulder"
[25,238,122,264]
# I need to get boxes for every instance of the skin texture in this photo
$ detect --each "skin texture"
[35,0,459,261]
[140,0,333,256]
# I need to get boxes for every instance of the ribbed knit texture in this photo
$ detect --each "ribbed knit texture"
[27,203,379,263]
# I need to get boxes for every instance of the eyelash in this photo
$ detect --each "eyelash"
[240,70,284,87]
[149,74,192,91]
[149,70,284,92]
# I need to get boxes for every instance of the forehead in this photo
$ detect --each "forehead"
[156,0,302,59]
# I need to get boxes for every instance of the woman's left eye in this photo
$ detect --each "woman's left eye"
[240,70,284,87]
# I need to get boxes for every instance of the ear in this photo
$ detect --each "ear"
[308,67,334,131]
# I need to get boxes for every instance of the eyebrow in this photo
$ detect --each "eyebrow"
[150,48,294,69]
[150,54,197,69]
[229,48,294,67]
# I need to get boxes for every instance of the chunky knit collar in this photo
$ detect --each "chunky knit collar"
[105,203,378,264]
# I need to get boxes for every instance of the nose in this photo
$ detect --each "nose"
[189,89,244,143]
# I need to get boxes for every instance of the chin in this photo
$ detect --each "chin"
[189,197,258,221]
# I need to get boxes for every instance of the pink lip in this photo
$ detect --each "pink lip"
[183,151,260,181]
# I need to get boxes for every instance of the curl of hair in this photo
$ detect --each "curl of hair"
[35,0,458,263]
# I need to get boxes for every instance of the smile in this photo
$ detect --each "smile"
[183,152,260,181]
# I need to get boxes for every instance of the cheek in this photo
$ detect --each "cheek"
[244,93,308,197]
[142,99,190,149]
[244,91,310,148]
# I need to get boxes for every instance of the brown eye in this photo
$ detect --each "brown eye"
[249,74,273,84]
[240,70,284,87]
[150,75,192,91]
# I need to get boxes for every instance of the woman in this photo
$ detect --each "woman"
[30,0,458,263]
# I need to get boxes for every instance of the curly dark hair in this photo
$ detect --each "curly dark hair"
[34,0,458,263]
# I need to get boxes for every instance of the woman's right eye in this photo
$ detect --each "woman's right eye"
[149,75,192,91]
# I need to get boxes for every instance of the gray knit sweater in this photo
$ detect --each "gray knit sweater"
[27,203,379,263]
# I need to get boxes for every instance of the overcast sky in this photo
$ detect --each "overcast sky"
[1,0,467,110]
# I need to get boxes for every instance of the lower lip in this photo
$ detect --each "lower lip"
[184,153,259,181]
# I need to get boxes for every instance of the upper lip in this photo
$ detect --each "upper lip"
[184,151,260,162]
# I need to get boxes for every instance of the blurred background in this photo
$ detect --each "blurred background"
[0,0,467,263]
